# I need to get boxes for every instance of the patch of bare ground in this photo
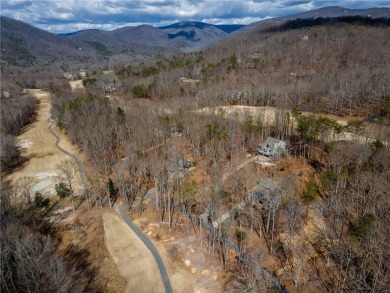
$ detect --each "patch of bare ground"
[196,105,278,123]
[129,205,224,293]
[197,105,390,144]
[103,212,166,293]
[68,80,84,90]
[56,207,126,292]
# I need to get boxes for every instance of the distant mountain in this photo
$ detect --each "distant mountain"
[67,20,241,53]
[276,6,390,21]
[160,21,212,30]
[58,30,96,37]
[158,21,231,50]
[234,6,390,34]
[0,17,174,66]
[1,16,239,66]
[215,24,246,34]
[159,21,244,33]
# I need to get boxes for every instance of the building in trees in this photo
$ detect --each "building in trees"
[105,83,117,94]
[250,179,286,209]
[79,69,87,78]
[257,137,287,157]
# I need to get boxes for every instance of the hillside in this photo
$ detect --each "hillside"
[193,15,390,118]
[0,16,176,66]
[0,16,97,66]
[0,17,245,66]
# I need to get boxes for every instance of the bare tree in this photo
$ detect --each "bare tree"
[56,159,79,211]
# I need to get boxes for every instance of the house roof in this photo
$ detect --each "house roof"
[262,137,284,150]
[251,179,286,209]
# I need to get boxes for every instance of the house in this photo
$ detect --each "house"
[299,35,309,41]
[250,179,286,209]
[79,69,87,78]
[180,77,201,84]
[251,53,260,59]
[244,62,256,69]
[105,83,117,93]
[1,89,11,99]
[63,72,75,80]
[167,156,193,181]
[257,137,286,157]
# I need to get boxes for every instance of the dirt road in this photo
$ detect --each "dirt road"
[103,213,166,293]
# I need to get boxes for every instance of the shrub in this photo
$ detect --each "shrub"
[107,178,118,198]
[321,170,338,188]
[55,182,70,198]
[168,244,180,262]
[34,192,50,208]
[302,180,320,202]
[132,84,150,98]
[234,230,247,244]
[82,78,96,87]
[350,213,377,238]
[371,139,385,152]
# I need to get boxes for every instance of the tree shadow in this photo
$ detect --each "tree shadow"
[63,243,104,292]
[2,155,30,175]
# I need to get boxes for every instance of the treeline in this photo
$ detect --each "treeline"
[267,16,390,32]
[0,93,37,172]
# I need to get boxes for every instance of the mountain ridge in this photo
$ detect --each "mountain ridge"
[1,6,389,66]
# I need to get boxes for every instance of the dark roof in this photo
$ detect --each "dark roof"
[262,137,284,150]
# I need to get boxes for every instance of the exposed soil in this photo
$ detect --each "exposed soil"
[130,207,223,293]
[56,207,126,293]
[197,105,390,144]
[196,105,278,123]
[68,80,84,90]
[103,212,165,293]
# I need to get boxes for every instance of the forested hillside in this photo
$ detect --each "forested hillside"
[197,16,390,117]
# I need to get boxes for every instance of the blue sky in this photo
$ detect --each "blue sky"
[1,0,389,33]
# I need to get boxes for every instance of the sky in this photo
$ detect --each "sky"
[1,0,389,33]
